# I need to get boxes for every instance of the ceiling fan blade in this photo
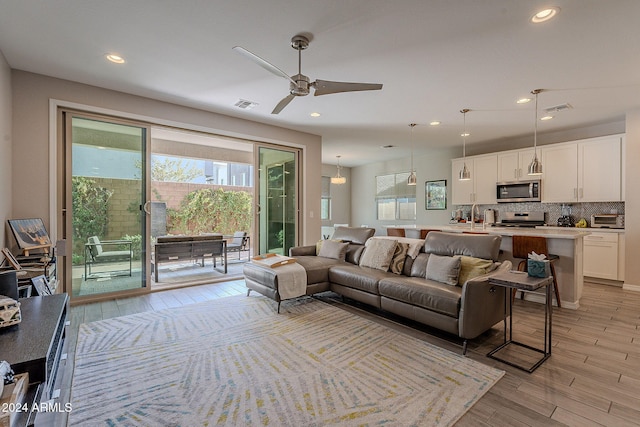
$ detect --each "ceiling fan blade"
[272,94,296,114]
[232,46,296,85]
[313,79,383,96]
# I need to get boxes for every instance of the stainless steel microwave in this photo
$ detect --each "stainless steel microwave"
[496,180,541,203]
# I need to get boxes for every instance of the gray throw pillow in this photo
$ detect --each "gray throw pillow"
[425,254,461,286]
[359,238,397,271]
[317,240,349,261]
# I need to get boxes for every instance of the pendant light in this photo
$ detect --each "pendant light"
[407,123,417,186]
[528,89,543,175]
[331,155,346,184]
[459,109,471,181]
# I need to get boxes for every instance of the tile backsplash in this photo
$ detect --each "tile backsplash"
[454,202,625,227]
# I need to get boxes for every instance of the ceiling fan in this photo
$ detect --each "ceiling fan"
[233,34,383,114]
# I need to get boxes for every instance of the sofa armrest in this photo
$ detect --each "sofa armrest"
[289,245,316,256]
[458,261,512,339]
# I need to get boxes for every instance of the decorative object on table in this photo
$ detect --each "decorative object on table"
[251,253,296,268]
[7,218,52,255]
[527,252,550,278]
[0,360,15,387]
[0,296,21,328]
[425,179,447,210]
[30,274,51,296]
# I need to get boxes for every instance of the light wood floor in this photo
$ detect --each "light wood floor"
[48,280,640,426]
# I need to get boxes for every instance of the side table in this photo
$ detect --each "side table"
[487,270,553,373]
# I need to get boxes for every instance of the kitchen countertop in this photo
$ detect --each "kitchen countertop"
[536,226,625,234]
[418,224,592,239]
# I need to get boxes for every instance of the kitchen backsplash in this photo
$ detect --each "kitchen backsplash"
[454,202,625,227]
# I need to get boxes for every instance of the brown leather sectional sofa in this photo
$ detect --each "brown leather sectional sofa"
[244,227,512,353]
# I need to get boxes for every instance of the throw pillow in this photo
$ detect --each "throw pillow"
[425,254,461,286]
[458,256,495,285]
[316,239,342,255]
[389,242,410,274]
[317,240,349,261]
[359,238,397,271]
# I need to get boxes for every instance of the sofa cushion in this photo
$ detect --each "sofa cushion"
[332,227,375,245]
[318,240,349,260]
[346,244,365,265]
[389,242,410,274]
[316,239,342,255]
[379,276,462,318]
[329,264,395,294]
[359,238,397,271]
[458,256,495,285]
[424,231,502,261]
[425,254,461,286]
[294,256,344,285]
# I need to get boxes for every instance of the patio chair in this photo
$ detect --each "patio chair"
[85,236,133,279]
[226,231,249,260]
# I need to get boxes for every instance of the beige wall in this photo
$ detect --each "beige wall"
[0,52,11,248]
[625,110,639,288]
[11,70,322,247]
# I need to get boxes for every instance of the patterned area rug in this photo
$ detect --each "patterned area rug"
[69,295,504,426]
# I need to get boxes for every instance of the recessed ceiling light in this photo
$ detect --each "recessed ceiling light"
[310,112,321,117]
[106,54,125,64]
[460,132,470,137]
[516,97,532,104]
[429,121,441,126]
[540,115,554,121]
[531,7,560,23]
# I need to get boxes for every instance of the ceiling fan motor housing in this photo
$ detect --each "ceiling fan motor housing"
[290,73,310,96]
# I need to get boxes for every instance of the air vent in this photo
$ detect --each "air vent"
[380,145,395,149]
[234,99,259,110]
[544,103,573,113]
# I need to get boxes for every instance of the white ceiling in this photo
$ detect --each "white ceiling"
[1,0,639,167]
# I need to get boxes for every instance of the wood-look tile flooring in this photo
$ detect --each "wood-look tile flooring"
[48,280,639,426]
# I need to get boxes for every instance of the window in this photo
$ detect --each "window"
[376,172,416,220]
[321,176,331,220]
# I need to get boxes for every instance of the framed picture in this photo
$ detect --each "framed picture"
[1,248,21,271]
[30,275,51,296]
[7,218,52,251]
[425,180,447,210]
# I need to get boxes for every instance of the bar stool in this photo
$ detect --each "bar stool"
[386,227,405,237]
[512,235,562,308]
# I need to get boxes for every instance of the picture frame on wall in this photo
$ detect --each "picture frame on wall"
[425,180,447,210]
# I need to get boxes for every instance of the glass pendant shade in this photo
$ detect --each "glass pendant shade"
[528,89,543,176]
[331,155,346,184]
[459,162,471,180]
[407,171,417,186]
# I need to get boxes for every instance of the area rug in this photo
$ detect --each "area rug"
[69,295,504,426]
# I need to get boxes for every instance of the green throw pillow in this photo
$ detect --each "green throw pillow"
[457,256,494,286]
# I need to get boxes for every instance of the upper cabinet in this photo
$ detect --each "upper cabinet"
[451,154,497,205]
[541,135,623,203]
[497,148,535,182]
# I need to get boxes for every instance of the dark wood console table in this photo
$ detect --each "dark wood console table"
[0,294,68,426]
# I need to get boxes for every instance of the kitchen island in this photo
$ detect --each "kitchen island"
[404,224,590,309]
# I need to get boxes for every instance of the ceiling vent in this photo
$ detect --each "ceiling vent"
[380,145,395,149]
[234,99,259,110]
[544,103,573,113]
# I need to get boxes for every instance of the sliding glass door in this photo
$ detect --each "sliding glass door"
[256,146,300,256]
[61,111,150,299]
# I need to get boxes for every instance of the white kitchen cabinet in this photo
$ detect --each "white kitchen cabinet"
[583,232,619,280]
[451,154,497,205]
[497,148,535,182]
[542,135,623,203]
[578,136,622,202]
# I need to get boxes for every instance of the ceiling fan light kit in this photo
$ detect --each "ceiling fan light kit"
[233,34,383,114]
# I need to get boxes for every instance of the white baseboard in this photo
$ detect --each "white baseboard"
[622,283,640,292]
[515,291,579,310]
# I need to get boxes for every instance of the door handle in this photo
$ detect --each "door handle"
[143,201,151,215]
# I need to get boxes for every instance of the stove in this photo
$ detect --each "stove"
[493,211,545,228]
